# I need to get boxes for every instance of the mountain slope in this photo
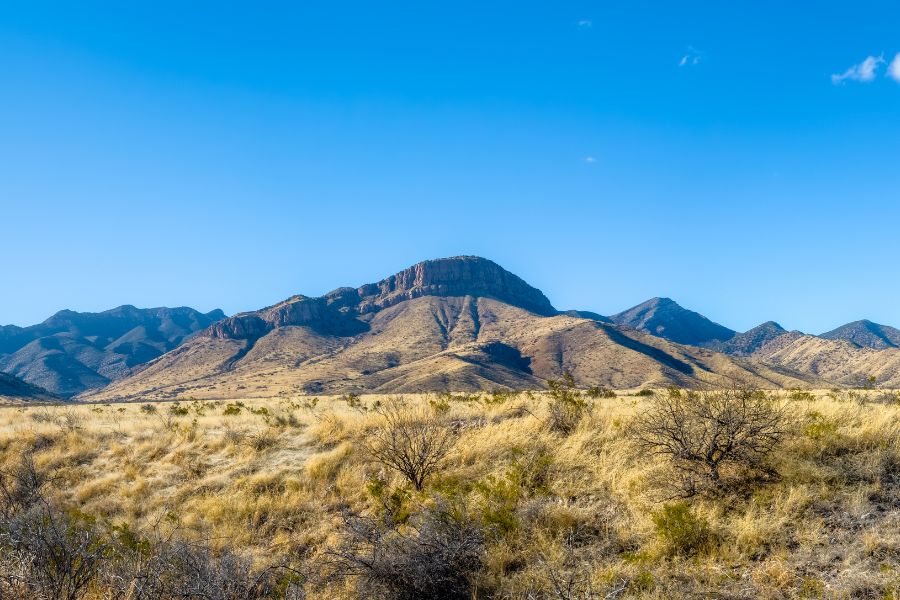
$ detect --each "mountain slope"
[611,297,736,346]
[707,321,790,356]
[0,371,58,402]
[748,333,900,387]
[820,320,900,350]
[0,306,225,396]
[85,257,818,401]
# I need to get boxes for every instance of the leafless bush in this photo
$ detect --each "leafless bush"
[325,500,484,600]
[366,399,457,490]
[631,387,786,497]
[104,537,301,600]
[58,409,84,433]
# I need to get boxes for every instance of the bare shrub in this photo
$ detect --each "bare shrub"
[246,427,280,452]
[631,387,786,497]
[366,399,457,491]
[58,409,84,433]
[546,372,590,435]
[325,500,484,600]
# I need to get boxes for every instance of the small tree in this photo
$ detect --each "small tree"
[631,387,786,497]
[366,399,457,491]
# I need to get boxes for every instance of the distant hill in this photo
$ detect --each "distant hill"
[0,371,57,402]
[820,320,900,350]
[0,306,225,396]
[85,257,815,401]
[706,321,791,356]
[611,297,736,347]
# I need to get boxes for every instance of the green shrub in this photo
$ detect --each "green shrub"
[168,402,189,416]
[586,385,616,399]
[140,404,157,414]
[789,389,816,402]
[223,403,243,416]
[652,502,711,557]
[342,393,362,409]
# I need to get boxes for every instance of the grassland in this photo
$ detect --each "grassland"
[2,387,900,598]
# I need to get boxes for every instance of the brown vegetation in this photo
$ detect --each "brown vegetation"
[0,388,899,598]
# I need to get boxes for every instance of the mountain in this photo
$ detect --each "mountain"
[85,257,817,401]
[0,371,58,402]
[559,310,612,323]
[707,321,790,356]
[611,297,736,347]
[746,333,900,388]
[0,306,226,397]
[820,320,900,350]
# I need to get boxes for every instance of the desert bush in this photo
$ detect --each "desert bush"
[546,372,589,435]
[223,402,244,416]
[140,403,157,414]
[58,409,84,433]
[788,389,816,402]
[585,385,616,399]
[325,500,484,600]
[635,389,653,397]
[341,393,363,409]
[366,399,457,491]
[168,402,190,416]
[652,502,711,557]
[631,387,786,497]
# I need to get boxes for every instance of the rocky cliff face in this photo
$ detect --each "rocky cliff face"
[206,256,556,340]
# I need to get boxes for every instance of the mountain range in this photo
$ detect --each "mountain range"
[3,256,899,401]
[0,306,224,397]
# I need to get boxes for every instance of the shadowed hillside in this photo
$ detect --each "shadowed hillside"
[0,305,225,396]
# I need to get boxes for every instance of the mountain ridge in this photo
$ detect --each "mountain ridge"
[83,257,822,401]
[0,305,226,396]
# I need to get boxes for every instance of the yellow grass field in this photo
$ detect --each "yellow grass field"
[2,388,900,598]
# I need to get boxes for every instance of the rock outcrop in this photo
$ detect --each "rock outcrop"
[206,256,555,341]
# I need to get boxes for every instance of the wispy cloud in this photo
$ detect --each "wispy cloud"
[889,53,900,83]
[831,55,884,84]
[583,156,597,164]
[679,46,702,67]
[577,20,592,28]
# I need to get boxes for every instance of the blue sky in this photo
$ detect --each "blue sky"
[1,1,899,333]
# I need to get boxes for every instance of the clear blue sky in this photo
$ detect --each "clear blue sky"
[2,1,899,333]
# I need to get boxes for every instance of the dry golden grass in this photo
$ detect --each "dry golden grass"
[2,388,900,598]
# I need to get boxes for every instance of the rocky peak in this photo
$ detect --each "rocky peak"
[708,321,789,355]
[205,256,556,340]
[820,319,900,349]
[356,256,556,316]
[611,297,736,346]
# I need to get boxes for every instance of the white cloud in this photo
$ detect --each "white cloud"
[831,55,884,84]
[889,53,900,82]
[577,20,592,28]
[584,156,597,164]
[679,46,702,67]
